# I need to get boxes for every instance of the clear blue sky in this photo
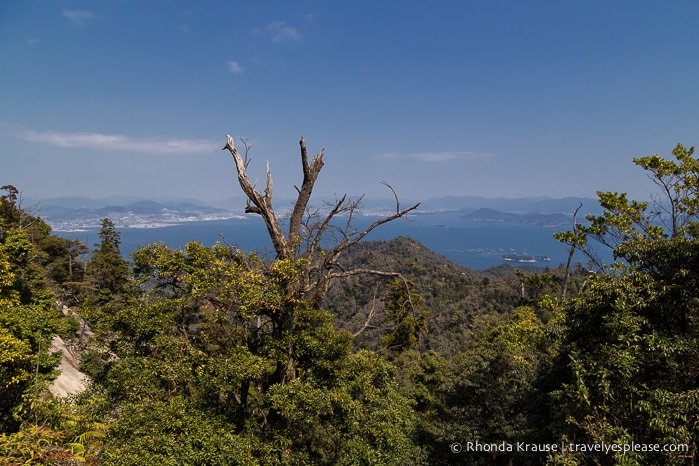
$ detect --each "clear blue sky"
[2,1,698,205]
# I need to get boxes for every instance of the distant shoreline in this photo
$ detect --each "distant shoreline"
[53,217,593,270]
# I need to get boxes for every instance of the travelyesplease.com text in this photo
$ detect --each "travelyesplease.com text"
[450,441,690,455]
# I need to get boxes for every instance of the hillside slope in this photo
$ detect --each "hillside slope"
[324,236,565,355]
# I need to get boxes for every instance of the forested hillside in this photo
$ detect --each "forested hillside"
[325,236,588,356]
[1,143,698,465]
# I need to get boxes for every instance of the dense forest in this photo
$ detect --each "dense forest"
[1,142,698,465]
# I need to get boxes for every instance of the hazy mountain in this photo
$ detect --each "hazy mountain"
[418,196,602,214]
[461,208,573,226]
[39,199,242,231]
[37,195,604,231]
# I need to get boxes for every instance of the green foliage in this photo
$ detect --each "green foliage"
[100,396,258,466]
[633,143,699,238]
[0,251,19,309]
[637,389,699,453]
[0,187,89,308]
[0,424,92,465]
[9,144,699,465]
[83,218,133,305]
[556,144,699,271]
[1,228,54,308]
[546,145,699,462]
[0,185,21,241]
[550,239,699,464]
[39,234,89,301]
[0,226,76,433]
[381,279,429,354]
[79,240,423,464]
[0,302,64,431]
[0,396,107,465]
[427,306,555,465]
[324,237,569,356]
[267,350,420,465]
[1,225,84,455]
[0,329,34,410]
[0,188,101,458]
[514,268,562,308]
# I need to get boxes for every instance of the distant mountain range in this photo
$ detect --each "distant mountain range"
[35,195,603,231]
[416,195,602,215]
[38,199,242,231]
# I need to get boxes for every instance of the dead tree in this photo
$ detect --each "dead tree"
[222,135,419,383]
[222,134,420,308]
[560,203,583,300]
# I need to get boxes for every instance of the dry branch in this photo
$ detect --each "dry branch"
[224,133,420,308]
[223,135,288,258]
[353,286,380,337]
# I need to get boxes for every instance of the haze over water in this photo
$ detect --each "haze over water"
[56,213,595,270]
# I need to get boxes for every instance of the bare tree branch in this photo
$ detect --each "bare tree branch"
[222,135,289,258]
[381,180,403,215]
[224,134,420,309]
[561,202,583,300]
[289,137,325,249]
[241,137,254,168]
[322,269,402,281]
[334,201,420,255]
[308,194,347,254]
[222,133,426,383]
[353,286,380,337]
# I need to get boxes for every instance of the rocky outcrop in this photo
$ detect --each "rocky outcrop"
[48,303,91,398]
[49,335,89,398]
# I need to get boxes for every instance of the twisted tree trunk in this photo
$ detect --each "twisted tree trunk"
[222,134,419,383]
[222,134,419,306]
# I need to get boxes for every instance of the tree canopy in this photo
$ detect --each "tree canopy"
[1,143,698,464]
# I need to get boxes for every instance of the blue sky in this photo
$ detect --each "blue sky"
[2,1,698,205]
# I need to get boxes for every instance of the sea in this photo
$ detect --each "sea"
[55,211,600,270]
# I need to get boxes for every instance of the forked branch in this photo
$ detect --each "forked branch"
[224,133,420,308]
[222,135,288,257]
[289,137,325,248]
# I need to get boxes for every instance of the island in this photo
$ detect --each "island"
[501,253,551,263]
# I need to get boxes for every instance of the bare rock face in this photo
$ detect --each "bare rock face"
[48,335,89,398]
[48,303,91,398]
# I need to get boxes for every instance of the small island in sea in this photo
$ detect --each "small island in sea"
[501,253,551,263]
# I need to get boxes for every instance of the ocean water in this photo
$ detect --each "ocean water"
[55,211,596,270]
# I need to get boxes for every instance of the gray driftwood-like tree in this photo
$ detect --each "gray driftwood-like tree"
[223,135,420,383]
[222,134,420,309]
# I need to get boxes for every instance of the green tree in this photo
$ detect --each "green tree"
[0,188,101,462]
[0,185,21,241]
[428,306,555,465]
[0,251,19,309]
[221,136,419,383]
[0,231,76,432]
[2,228,53,308]
[84,241,420,464]
[84,218,132,305]
[40,234,88,291]
[380,279,428,355]
[550,240,699,464]
[549,144,699,464]
[0,328,34,430]
[73,135,427,463]
[556,144,699,272]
